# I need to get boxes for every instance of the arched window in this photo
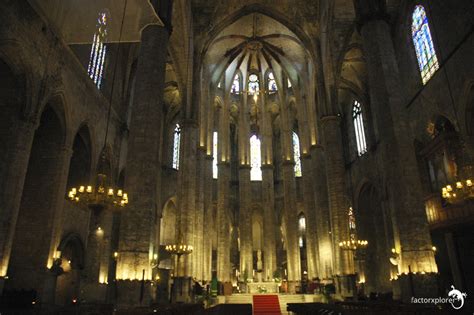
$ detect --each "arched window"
[172,124,181,169]
[231,74,240,94]
[213,131,218,179]
[292,132,302,177]
[412,5,439,85]
[353,100,367,156]
[287,78,292,89]
[88,11,108,88]
[298,214,306,248]
[248,74,260,95]
[250,135,262,181]
[268,71,277,93]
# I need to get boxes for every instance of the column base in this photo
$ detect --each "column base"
[0,277,5,295]
[80,282,108,303]
[334,274,357,298]
[116,280,153,307]
[391,273,438,303]
[171,277,193,303]
[287,281,300,294]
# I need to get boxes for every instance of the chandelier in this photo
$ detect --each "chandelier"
[67,157,128,211]
[441,166,474,204]
[339,207,368,252]
[339,239,368,251]
[66,1,129,211]
[165,244,193,259]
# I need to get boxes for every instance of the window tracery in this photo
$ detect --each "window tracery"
[353,100,367,156]
[88,11,108,88]
[250,135,262,181]
[412,5,439,85]
[172,124,181,169]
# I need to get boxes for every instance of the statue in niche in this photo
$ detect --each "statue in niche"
[257,250,263,282]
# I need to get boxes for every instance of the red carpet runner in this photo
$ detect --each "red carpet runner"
[253,294,281,315]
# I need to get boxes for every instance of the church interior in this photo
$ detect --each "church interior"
[0,0,473,314]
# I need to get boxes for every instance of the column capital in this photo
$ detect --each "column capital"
[353,0,390,29]
[320,115,341,125]
[148,0,173,35]
[282,160,295,166]
[238,164,251,170]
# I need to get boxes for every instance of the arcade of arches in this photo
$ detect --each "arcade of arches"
[0,0,473,311]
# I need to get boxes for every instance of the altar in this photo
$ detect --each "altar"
[247,282,279,293]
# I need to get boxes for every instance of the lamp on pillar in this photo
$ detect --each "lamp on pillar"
[66,0,129,212]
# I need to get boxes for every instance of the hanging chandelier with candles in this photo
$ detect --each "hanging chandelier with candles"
[338,207,368,252]
[66,1,129,211]
[441,166,474,204]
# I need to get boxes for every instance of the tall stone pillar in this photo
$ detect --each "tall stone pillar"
[238,166,253,281]
[216,162,231,282]
[301,155,320,280]
[116,17,170,305]
[202,155,214,281]
[173,121,198,302]
[194,148,206,281]
[311,145,333,279]
[354,0,436,280]
[261,165,276,281]
[321,116,354,296]
[281,161,301,291]
[0,119,36,293]
[81,210,113,302]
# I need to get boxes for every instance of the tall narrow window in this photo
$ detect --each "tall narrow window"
[213,132,218,179]
[412,5,439,85]
[250,135,262,181]
[231,74,240,94]
[287,78,292,88]
[248,74,260,95]
[268,71,277,93]
[353,100,367,156]
[172,124,181,170]
[292,132,302,177]
[88,11,108,89]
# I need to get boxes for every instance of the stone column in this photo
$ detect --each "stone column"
[311,145,333,279]
[116,20,170,306]
[81,210,113,302]
[193,148,206,281]
[355,0,436,278]
[202,155,214,282]
[216,162,231,283]
[321,116,354,296]
[281,161,301,291]
[301,155,320,280]
[0,119,36,293]
[261,165,276,281]
[238,165,252,281]
[173,121,198,302]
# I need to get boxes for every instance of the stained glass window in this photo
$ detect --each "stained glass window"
[88,11,108,89]
[248,74,260,95]
[250,135,262,181]
[353,100,367,156]
[268,71,277,93]
[348,207,356,242]
[213,131,218,179]
[231,74,240,94]
[412,5,439,85]
[172,124,181,170]
[298,216,306,232]
[287,78,292,88]
[292,132,302,177]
